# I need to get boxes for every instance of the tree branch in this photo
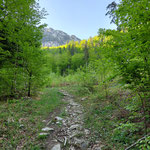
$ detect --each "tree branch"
[125,133,150,150]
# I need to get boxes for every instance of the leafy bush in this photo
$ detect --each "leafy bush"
[112,123,140,144]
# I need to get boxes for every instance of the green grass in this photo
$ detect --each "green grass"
[0,88,64,149]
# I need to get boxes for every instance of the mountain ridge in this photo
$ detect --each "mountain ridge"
[42,28,81,47]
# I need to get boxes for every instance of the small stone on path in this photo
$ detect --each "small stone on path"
[39,133,49,136]
[19,124,24,128]
[84,129,90,135]
[69,124,80,130]
[93,147,102,150]
[51,143,61,150]
[55,116,63,121]
[69,146,75,150]
[38,132,49,139]
[80,141,89,149]
[42,127,54,132]
[81,97,87,101]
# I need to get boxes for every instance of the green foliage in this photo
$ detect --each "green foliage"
[101,0,150,139]
[0,0,47,99]
[112,123,140,144]
[137,136,150,150]
[71,53,84,70]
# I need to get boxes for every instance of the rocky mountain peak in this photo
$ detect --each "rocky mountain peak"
[42,28,81,47]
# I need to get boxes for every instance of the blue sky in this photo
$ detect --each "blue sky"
[38,0,118,39]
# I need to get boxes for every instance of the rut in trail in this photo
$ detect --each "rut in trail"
[44,90,103,150]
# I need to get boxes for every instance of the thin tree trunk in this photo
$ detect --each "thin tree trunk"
[28,72,32,97]
[138,92,147,134]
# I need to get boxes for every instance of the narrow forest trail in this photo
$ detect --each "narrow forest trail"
[42,90,103,150]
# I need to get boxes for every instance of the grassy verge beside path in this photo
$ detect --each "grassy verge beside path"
[0,88,63,150]
[62,85,150,150]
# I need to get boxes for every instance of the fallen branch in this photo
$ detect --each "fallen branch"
[125,133,150,150]
[64,137,67,146]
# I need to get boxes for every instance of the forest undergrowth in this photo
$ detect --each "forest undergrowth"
[52,73,150,150]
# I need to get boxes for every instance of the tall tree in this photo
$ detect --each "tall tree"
[104,0,150,134]
[0,0,47,98]
[105,1,118,24]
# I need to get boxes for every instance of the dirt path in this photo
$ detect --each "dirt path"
[42,90,102,150]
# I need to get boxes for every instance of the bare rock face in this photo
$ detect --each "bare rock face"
[42,28,81,47]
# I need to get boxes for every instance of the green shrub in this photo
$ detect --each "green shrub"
[112,123,140,144]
